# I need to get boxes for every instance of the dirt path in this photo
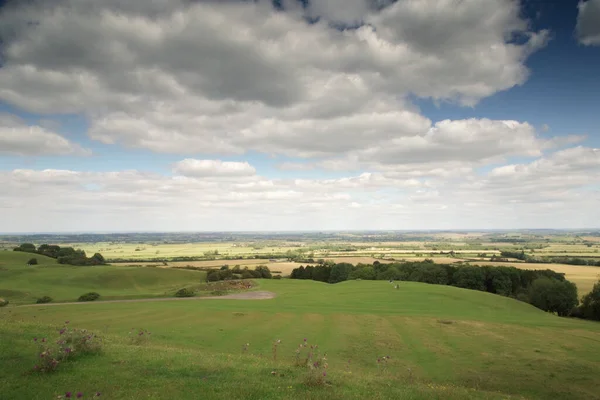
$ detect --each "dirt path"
[18,291,276,307]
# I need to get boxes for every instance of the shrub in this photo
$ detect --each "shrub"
[78,292,100,302]
[255,265,272,279]
[175,288,195,298]
[0,298,8,307]
[36,296,53,304]
[27,258,38,265]
[33,322,102,373]
[59,322,103,355]
[129,328,151,345]
[241,270,254,279]
[273,275,282,280]
[207,270,221,282]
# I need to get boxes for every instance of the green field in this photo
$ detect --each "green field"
[0,251,206,304]
[2,250,600,399]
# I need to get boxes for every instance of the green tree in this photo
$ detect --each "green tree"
[328,263,353,283]
[255,265,272,279]
[452,266,485,291]
[579,280,600,321]
[528,277,578,317]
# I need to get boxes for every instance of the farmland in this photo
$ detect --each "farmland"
[3,230,596,295]
[1,231,600,399]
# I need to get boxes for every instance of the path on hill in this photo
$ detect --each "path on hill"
[18,291,276,307]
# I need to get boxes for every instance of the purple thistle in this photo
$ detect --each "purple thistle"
[65,348,72,354]
[323,371,327,377]
[77,393,83,398]
[96,393,101,397]
[33,337,37,342]
[303,338,307,342]
[65,393,72,399]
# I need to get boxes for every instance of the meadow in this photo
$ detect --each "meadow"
[2,233,600,399]
[0,251,206,304]
[2,279,600,400]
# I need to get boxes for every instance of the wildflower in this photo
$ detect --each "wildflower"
[34,365,39,370]
[77,393,83,398]
[276,339,281,343]
[323,371,327,377]
[65,321,70,324]
[65,348,72,354]
[34,338,38,342]
[42,338,46,343]
[303,338,307,342]
[96,392,101,397]
[65,393,72,399]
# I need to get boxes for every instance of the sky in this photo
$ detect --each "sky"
[0,0,599,233]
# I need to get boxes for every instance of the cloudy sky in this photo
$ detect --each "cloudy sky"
[0,0,599,233]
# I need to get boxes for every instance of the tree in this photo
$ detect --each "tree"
[579,280,600,321]
[14,243,36,253]
[27,258,38,266]
[207,270,221,282]
[328,263,353,283]
[255,265,272,279]
[91,253,106,265]
[452,266,485,291]
[528,277,578,317]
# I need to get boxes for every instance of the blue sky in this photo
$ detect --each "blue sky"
[0,0,599,232]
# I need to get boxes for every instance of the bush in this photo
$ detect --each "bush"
[0,298,8,307]
[78,292,100,302]
[207,270,221,282]
[241,270,254,279]
[273,275,282,280]
[175,288,195,298]
[27,258,38,265]
[255,265,272,279]
[36,296,53,304]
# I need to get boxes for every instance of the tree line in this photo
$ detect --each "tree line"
[206,265,275,282]
[498,250,600,267]
[14,243,106,266]
[290,260,600,321]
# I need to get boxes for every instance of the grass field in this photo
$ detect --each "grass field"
[0,252,206,304]
[2,279,600,400]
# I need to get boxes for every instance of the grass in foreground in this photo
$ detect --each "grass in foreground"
[2,280,600,399]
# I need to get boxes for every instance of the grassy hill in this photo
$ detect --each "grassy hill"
[0,251,206,304]
[1,278,600,399]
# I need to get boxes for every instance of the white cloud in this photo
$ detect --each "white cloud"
[0,114,90,156]
[577,0,600,45]
[0,0,549,159]
[172,159,256,177]
[0,147,599,231]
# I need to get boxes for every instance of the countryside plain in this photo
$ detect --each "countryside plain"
[1,231,600,400]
